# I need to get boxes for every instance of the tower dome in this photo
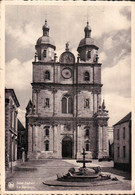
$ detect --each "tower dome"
[77,21,98,62]
[35,20,56,62]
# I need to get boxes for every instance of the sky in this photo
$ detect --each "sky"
[5,4,131,127]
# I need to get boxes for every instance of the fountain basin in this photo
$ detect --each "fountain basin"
[57,167,110,182]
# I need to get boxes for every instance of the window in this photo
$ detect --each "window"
[123,127,125,139]
[45,129,49,136]
[45,141,49,151]
[87,50,91,59]
[43,50,47,58]
[117,147,120,158]
[45,98,50,108]
[123,146,126,158]
[84,71,90,81]
[86,129,89,136]
[85,141,90,151]
[62,94,73,114]
[84,99,89,108]
[44,71,50,80]
[44,126,50,137]
[86,144,89,151]
[117,129,119,140]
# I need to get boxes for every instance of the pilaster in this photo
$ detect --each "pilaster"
[98,125,103,158]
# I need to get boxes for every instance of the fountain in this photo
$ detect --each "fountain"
[43,149,115,187]
[56,148,110,182]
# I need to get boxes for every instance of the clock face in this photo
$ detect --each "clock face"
[60,52,75,64]
[62,68,72,79]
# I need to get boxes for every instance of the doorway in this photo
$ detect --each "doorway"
[62,137,72,158]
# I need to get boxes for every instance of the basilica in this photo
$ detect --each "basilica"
[26,20,109,159]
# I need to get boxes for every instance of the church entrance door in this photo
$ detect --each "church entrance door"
[62,137,72,158]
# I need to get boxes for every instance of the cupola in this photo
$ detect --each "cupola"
[77,21,99,62]
[35,20,56,62]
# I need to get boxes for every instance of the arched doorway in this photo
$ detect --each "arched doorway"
[62,136,72,158]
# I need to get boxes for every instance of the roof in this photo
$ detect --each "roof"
[5,89,20,107]
[77,37,98,52]
[18,119,25,131]
[26,99,32,110]
[113,112,131,126]
[36,36,56,50]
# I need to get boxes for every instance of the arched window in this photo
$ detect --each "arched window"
[85,140,90,151]
[87,50,91,59]
[86,129,89,136]
[62,97,67,113]
[46,128,49,136]
[62,94,73,114]
[86,143,89,151]
[84,71,90,81]
[44,140,49,151]
[44,71,50,80]
[44,126,50,137]
[43,49,47,58]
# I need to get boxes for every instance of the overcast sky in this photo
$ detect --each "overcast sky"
[5,4,131,127]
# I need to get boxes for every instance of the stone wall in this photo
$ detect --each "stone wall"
[114,122,130,164]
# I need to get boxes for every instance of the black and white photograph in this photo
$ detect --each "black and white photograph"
[0,1,133,193]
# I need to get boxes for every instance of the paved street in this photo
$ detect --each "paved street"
[6,159,131,191]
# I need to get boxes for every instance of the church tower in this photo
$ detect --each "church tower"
[26,20,109,160]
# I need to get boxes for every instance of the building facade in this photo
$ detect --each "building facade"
[5,89,20,169]
[26,20,109,160]
[113,112,131,171]
[17,119,27,160]
[108,126,114,159]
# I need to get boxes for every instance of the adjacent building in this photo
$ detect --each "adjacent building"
[108,126,114,159]
[26,20,109,160]
[5,89,20,169]
[113,112,131,171]
[17,119,27,160]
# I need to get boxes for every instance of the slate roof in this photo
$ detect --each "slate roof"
[113,112,131,126]
[5,89,20,107]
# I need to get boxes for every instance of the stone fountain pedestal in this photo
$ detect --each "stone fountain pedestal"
[56,149,110,182]
[43,149,114,187]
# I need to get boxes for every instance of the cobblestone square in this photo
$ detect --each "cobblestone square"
[6,159,131,191]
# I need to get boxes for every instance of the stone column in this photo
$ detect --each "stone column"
[94,93,97,113]
[97,93,101,111]
[102,126,106,151]
[37,125,41,151]
[32,89,39,113]
[53,125,58,154]
[102,126,109,156]
[98,125,103,158]
[32,90,36,106]
[73,123,77,159]
[52,89,57,116]
[77,125,82,158]
[33,125,38,152]
[92,92,97,114]
[28,125,32,153]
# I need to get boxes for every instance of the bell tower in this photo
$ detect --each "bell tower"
[77,21,99,63]
[35,20,56,62]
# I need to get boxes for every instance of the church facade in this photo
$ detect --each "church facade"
[26,20,109,160]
